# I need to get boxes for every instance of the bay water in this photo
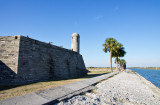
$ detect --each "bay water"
[129,68,160,88]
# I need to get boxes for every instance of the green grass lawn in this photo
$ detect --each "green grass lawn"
[0,70,110,101]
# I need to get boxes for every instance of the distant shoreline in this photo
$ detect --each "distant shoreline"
[130,67,160,70]
[87,67,160,70]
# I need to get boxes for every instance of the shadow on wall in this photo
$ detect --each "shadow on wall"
[0,60,17,84]
[48,54,55,80]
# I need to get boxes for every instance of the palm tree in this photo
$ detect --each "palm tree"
[103,38,118,72]
[112,43,126,71]
[114,57,120,70]
[119,59,127,71]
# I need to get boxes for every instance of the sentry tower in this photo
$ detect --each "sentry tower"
[71,33,80,53]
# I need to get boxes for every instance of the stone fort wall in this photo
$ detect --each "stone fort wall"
[0,36,20,83]
[0,36,87,84]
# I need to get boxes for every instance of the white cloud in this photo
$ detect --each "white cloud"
[114,7,119,12]
[74,21,78,25]
[94,15,104,20]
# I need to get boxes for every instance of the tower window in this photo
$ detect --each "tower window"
[15,36,18,39]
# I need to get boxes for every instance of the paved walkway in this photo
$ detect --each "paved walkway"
[0,71,119,105]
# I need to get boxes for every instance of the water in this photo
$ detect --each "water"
[129,68,160,88]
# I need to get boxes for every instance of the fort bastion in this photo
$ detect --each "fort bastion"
[0,33,87,84]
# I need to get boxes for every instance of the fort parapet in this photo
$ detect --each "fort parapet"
[0,35,87,84]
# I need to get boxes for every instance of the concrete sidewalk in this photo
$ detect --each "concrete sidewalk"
[0,71,119,105]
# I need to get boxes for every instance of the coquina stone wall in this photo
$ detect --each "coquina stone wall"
[0,36,87,84]
[0,36,20,83]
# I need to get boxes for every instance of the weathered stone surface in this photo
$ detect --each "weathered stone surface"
[0,35,87,84]
[71,33,80,53]
[0,36,20,83]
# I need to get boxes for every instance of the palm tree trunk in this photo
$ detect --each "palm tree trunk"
[110,51,113,72]
[116,57,118,71]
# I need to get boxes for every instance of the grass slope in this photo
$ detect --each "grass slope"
[0,69,111,101]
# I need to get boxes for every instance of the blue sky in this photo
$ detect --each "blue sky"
[1,0,160,67]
